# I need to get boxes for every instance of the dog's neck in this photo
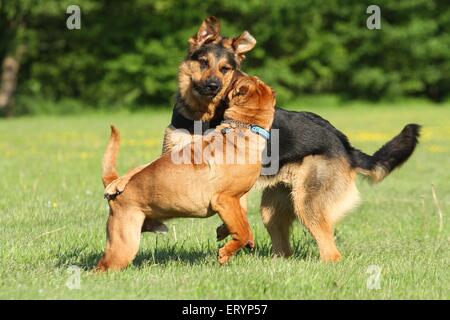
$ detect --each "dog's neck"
[174,92,224,122]
[171,93,227,133]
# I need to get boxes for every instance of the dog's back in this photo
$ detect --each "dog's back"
[268,107,420,182]
[267,108,348,169]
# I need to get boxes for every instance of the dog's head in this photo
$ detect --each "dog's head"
[178,16,257,118]
[225,75,276,130]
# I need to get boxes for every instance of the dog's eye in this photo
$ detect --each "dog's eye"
[220,66,231,74]
[198,59,208,69]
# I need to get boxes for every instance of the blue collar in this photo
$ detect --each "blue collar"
[249,124,271,140]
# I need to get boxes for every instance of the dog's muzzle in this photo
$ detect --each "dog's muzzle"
[194,78,222,96]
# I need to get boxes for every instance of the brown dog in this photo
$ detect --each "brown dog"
[97,74,275,271]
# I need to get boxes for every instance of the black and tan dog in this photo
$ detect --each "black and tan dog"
[162,16,421,262]
[97,74,276,271]
[162,16,256,152]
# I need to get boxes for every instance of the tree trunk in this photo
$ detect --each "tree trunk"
[0,46,24,114]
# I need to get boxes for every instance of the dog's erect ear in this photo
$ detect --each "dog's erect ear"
[189,16,221,50]
[232,31,256,62]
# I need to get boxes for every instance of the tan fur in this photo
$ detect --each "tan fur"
[258,156,360,261]
[176,17,256,123]
[260,185,296,257]
[188,16,222,52]
[162,125,197,154]
[177,53,239,122]
[356,165,388,183]
[97,76,275,271]
[102,126,120,187]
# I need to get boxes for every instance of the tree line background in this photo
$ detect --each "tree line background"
[0,0,449,116]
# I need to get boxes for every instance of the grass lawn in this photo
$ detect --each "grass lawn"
[0,103,449,299]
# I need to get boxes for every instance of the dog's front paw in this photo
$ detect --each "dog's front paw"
[218,248,231,265]
[321,251,342,262]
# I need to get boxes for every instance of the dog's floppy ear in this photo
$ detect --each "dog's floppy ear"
[189,16,221,50]
[237,84,249,96]
[233,84,250,98]
[232,31,256,62]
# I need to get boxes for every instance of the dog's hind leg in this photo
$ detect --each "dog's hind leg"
[290,160,345,262]
[212,195,253,265]
[261,185,296,257]
[96,208,145,271]
[300,216,340,262]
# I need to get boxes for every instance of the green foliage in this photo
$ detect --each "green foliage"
[1,0,449,114]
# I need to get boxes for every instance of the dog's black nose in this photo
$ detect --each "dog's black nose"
[205,79,221,93]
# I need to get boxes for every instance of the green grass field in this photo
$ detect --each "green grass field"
[0,103,449,299]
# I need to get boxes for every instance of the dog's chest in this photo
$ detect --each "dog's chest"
[162,125,201,153]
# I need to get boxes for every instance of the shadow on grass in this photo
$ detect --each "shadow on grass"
[55,248,102,271]
[55,246,212,270]
[252,236,319,261]
[134,247,211,266]
[55,230,321,271]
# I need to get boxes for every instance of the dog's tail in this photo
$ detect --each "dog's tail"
[102,125,120,187]
[350,124,421,183]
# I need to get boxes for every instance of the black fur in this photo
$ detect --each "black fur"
[267,108,351,168]
[267,107,420,177]
[171,105,224,133]
[350,124,421,173]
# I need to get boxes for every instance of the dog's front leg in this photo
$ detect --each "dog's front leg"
[212,195,253,265]
[96,208,145,271]
[216,192,248,241]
